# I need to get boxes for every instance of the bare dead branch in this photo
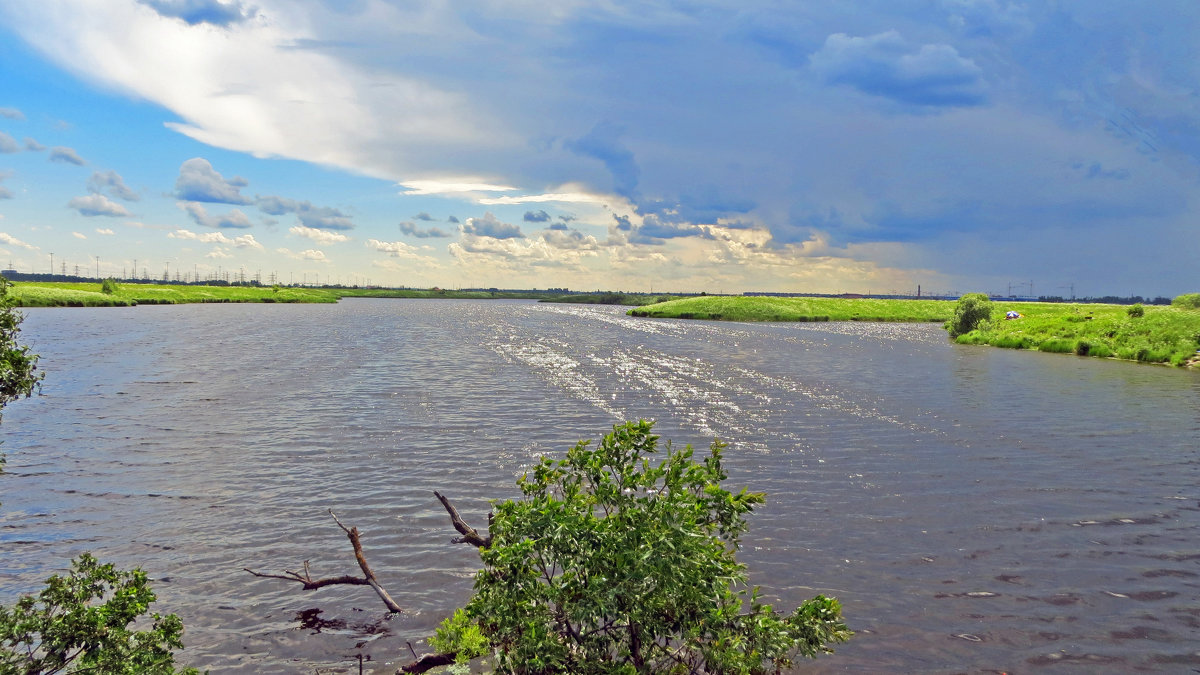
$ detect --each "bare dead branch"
[399,651,459,674]
[242,511,402,613]
[434,491,492,548]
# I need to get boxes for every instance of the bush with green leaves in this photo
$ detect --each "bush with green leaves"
[100,278,119,295]
[436,420,850,673]
[1127,303,1145,318]
[947,293,994,338]
[0,275,42,421]
[1173,293,1200,310]
[0,554,199,674]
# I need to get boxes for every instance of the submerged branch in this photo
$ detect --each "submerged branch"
[434,491,492,548]
[242,511,402,613]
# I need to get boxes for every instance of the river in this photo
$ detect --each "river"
[2,299,1198,673]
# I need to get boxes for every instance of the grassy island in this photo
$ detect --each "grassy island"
[628,295,955,322]
[952,298,1200,367]
[628,294,1200,368]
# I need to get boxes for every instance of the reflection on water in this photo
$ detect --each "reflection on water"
[2,299,1198,673]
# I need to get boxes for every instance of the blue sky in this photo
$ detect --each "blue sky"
[1,0,1197,296]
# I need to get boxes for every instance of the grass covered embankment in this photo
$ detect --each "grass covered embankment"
[7,281,592,307]
[8,281,342,307]
[954,300,1200,367]
[628,295,954,322]
[542,292,689,306]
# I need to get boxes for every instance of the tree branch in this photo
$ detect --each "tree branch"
[243,512,402,613]
[434,491,492,548]
[398,651,459,674]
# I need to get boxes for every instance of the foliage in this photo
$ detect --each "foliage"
[1126,303,1145,318]
[952,301,1200,366]
[947,293,994,338]
[0,276,43,421]
[442,421,850,674]
[1173,293,1200,310]
[629,295,953,322]
[430,609,488,665]
[100,278,120,295]
[0,554,199,674]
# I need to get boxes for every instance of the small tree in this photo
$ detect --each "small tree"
[0,275,42,423]
[101,278,119,295]
[437,421,851,673]
[0,554,199,674]
[1172,293,1200,310]
[947,293,994,338]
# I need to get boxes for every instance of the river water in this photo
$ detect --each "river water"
[1,299,1198,673]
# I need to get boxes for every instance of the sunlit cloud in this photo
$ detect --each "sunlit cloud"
[0,232,38,250]
[290,224,350,244]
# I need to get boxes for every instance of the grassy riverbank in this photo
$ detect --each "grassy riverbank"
[8,281,342,306]
[954,301,1200,367]
[5,281,586,307]
[628,294,1200,367]
[628,295,955,322]
[541,292,689,306]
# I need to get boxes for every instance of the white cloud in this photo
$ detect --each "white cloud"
[205,247,233,259]
[168,227,262,248]
[462,212,523,239]
[72,231,87,239]
[0,132,20,153]
[174,157,250,204]
[400,179,517,196]
[68,194,132,217]
[0,107,24,120]
[290,224,349,244]
[178,201,253,229]
[49,145,86,165]
[95,227,115,235]
[88,170,139,201]
[0,232,38,250]
[276,247,328,262]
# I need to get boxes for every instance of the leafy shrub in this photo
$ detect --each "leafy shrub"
[0,554,198,674]
[1074,339,1091,355]
[1038,339,1075,353]
[101,278,119,295]
[991,334,1034,350]
[0,276,42,420]
[948,293,993,338]
[1087,343,1115,358]
[1127,303,1145,318]
[1172,293,1200,310]
[443,421,851,673]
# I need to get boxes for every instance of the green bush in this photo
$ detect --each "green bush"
[1087,343,1115,358]
[1038,339,1076,353]
[1172,293,1200,310]
[948,293,993,338]
[1074,339,1091,355]
[439,421,851,673]
[991,334,1033,350]
[1127,303,1145,318]
[101,278,120,295]
[0,276,42,421]
[0,554,198,674]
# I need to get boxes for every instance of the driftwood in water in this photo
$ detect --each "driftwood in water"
[244,495,494,671]
[243,509,403,613]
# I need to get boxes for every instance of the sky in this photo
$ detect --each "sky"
[0,0,1198,297]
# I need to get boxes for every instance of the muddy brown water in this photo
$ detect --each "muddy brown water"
[2,299,1198,673]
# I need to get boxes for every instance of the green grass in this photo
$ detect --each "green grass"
[9,282,341,306]
[627,295,954,322]
[955,301,1200,367]
[541,292,690,306]
[8,282,582,307]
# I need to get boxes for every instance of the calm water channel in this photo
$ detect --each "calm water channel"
[2,299,1198,673]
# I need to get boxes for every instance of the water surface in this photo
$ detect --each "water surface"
[2,299,1198,673]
